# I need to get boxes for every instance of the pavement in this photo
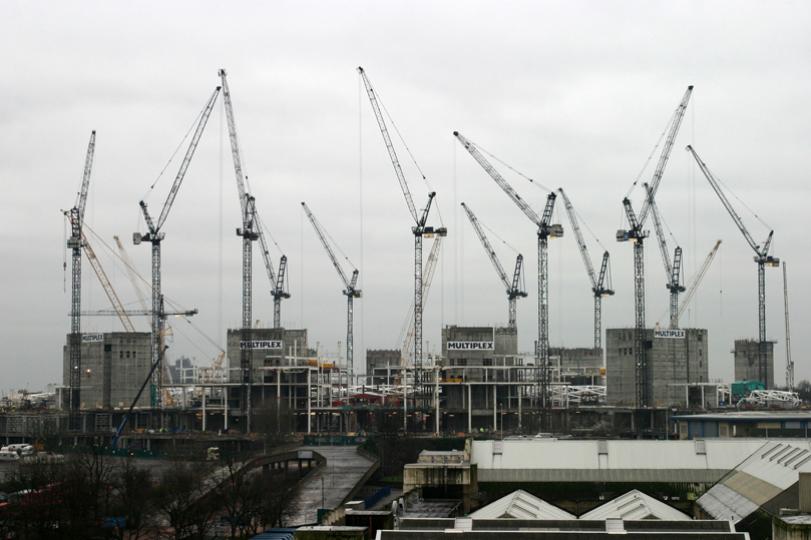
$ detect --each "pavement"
[284,446,377,526]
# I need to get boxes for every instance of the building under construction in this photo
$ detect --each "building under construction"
[61,332,151,410]
[733,339,776,389]
[606,327,709,407]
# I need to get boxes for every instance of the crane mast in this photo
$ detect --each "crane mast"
[401,236,444,363]
[134,86,219,408]
[461,202,526,329]
[644,183,685,329]
[66,131,95,424]
[358,67,445,382]
[301,202,361,378]
[616,86,692,407]
[454,131,562,416]
[558,188,613,348]
[783,262,793,391]
[686,145,779,388]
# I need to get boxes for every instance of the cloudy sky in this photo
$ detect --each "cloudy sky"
[1,0,809,393]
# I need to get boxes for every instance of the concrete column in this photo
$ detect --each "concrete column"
[307,369,312,434]
[493,386,498,432]
[518,385,522,430]
[202,388,207,432]
[468,384,472,433]
[435,369,440,436]
[224,387,229,431]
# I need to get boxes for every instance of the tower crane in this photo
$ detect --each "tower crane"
[557,188,613,349]
[301,202,361,378]
[644,183,685,329]
[358,67,446,378]
[460,202,526,329]
[783,262,793,391]
[616,86,693,407]
[674,239,722,324]
[219,69,290,431]
[66,130,95,425]
[401,236,444,365]
[133,86,220,408]
[686,145,779,388]
[63,213,136,333]
[453,131,563,413]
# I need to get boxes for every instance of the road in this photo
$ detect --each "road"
[284,446,377,526]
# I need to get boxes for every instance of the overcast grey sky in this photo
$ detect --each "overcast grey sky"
[1,0,809,393]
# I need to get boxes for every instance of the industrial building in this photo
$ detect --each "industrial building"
[734,339,776,389]
[61,332,151,410]
[606,327,709,407]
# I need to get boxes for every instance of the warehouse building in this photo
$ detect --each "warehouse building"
[61,332,151,409]
[606,327,709,407]
[733,339,776,389]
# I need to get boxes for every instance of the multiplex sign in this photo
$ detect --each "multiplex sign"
[240,340,283,350]
[447,341,494,351]
[654,329,686,339]
[81,333,104,343]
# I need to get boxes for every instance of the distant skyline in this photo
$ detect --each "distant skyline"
[1,0,809,393]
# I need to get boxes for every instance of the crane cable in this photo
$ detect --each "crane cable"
[464,135,553,193]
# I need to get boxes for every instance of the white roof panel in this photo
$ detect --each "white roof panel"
[579,490,691,521]
[468,489,575,520]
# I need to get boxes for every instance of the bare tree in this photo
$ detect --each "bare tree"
[154,462,218,540]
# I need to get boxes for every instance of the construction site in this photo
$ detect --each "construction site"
[0,67,800,453]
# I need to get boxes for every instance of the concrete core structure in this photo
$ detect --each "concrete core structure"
[606,328,708,407]
[62,332,151,410]
[367,349,402,385]
[549,347,603,384]
[733,339,776,389]
[226,327,310,384]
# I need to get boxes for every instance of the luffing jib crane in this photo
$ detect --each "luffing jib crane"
[301,201,361,377]
[460,202,526,329]
[557,188,613,349]
[134,86,220,408]
[358,66,446,377]
[219,69,290,431]
[686,145,779,388]
[453,131,563,413]
[675,239,722,324]
[66,130,95,426]
[644,183,685,329]
[616,85,693,407]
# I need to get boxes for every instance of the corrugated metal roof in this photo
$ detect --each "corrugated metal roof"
[579,490,690,521]
[470,439,768,483]
[468,489,575,520]
[697,440,811,522]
